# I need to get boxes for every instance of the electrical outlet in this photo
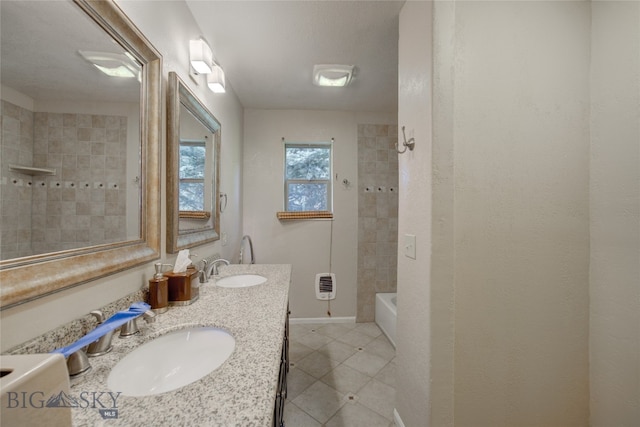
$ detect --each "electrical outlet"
[221,232,228,246]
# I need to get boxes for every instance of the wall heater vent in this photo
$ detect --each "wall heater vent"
[315,273,336,300]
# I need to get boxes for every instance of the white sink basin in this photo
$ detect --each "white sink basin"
[107,327,234,396]
[216,274,267,288]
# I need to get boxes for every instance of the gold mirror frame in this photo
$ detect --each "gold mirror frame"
[0,0,162,309]
[166,72,221,253]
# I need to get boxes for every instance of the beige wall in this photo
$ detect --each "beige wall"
[242,109,395,320]
[590,2,640,425]
[0,0,245,352]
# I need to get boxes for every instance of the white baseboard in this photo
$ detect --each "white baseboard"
[289,316,356,325]
[393,409,405,427]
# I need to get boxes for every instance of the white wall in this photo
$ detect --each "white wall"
[590,2,640,425]
[395,1,434,426]
[243,109,395,319]
[452,2,591,425]
[0,0,244,352]
[397,1,592,426]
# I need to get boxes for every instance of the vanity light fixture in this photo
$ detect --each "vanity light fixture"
[313,64,354,87]
[78,50,140,79]
[190,38,214,74]
[207,64,226,93]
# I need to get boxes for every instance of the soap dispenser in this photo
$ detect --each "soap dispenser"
[148,263,169,313]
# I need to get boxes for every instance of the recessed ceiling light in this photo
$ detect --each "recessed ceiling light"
[78,50,140,79]
[313,64,354,87]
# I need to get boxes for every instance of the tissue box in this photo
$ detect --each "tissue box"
[1,354,72,427]
[164,268,199,306]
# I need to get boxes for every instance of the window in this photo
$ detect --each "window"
[179,140,206,211]
[284,143,332,212]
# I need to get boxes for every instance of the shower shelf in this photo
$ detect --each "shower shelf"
[9,164,56,176]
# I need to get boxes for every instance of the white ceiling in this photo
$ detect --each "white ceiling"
[1,1,402,112]
[185,1,403,113]
[0,1,141,103]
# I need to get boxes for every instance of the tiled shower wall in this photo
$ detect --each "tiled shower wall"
[357,124,398,322]
[1,101,34,259]
[0,100,128,259]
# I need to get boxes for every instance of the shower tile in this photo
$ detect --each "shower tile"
[91,142,105,155]
[62,114,77,127]
[47,113,63,127]
[77,127,92,142]
[90,128,105,142]
[77,114,92,128]
[91,115,105,128]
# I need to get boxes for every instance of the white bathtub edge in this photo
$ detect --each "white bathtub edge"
[375,292,397,348]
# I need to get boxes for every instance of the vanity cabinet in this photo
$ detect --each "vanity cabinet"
[273,307,289,427]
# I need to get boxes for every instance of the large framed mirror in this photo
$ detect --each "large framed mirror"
[0,0,162,308]
[166,72,221,253]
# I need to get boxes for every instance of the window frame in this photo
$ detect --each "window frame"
[283,142,333,213]
[178,139,207,212]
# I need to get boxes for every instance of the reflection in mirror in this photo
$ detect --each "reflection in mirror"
[167,72,220,253]
[0,0,142,260]
[0,0,161,308]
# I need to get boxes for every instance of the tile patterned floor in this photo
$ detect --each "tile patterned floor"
[285,322,396,427]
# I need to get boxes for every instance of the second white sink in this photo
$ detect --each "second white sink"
[216,274,267,288]
[107,327,234,396]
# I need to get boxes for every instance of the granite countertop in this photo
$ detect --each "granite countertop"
[69,264,291,427]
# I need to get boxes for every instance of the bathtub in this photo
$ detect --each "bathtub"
[375,292,397,348]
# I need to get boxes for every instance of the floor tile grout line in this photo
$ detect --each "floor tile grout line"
[286,322,395,426]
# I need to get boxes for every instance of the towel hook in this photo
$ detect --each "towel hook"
[396,126,416,154]
[219,192,228,213]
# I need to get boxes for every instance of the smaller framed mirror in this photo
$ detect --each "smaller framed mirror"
[166,72,221,253]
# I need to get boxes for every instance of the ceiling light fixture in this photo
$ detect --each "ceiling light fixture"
[313,64,354,87]
[207,64,226,93]
[189,38,214,74]
[78,50,140,79]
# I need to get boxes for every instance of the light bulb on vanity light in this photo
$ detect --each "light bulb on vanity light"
[207,65,226,93]
[189,38,213,74]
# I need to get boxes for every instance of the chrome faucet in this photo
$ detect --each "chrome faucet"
[53,302,154,377]
[207,258,230,277]
[199,258,210,283]
[239,235,255,264]
[119,309,156,338]
[86,310,114,357]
